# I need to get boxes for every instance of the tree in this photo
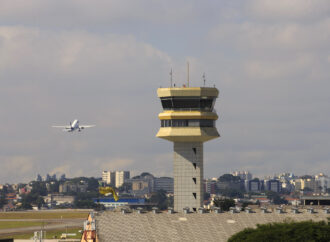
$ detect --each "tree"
[87,177,100,191]
[218,174,241,182]
[73,191,99,209]
[147,190,170,210]
[218,188,243,198]
[20,193,44,209]
[265,191,287,205]
[0,190,6,209]
[31,181,47,196]
[48,181,59,193]
[140,172,153,178]
[228,221,330,242]
[213,198,235,211]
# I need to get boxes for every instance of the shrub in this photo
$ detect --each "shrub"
[228,220,330,242]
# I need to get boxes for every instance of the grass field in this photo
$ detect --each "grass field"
[0,221,49,229]
[0,211,89,220]
[0,227,82,239]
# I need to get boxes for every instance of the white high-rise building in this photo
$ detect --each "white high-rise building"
[232,171,252,180]
[102,171,115,185]
[315,173,330,193]
[115,171,130,188]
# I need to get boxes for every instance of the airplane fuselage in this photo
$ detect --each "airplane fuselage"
[52,119,94,132]
[69,119,80,132]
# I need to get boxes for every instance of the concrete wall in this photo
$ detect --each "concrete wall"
[174,142,203,212]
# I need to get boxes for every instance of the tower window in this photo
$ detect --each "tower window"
[192,178,196,184]
[160,97,215,111]
[193,163,197,169]
[160,119,214,127]
[192,148,197,154]
[193,193,197,199]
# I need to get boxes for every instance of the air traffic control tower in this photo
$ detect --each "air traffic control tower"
[156,87,219,212]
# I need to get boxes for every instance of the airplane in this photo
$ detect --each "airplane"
[52,119,95,132]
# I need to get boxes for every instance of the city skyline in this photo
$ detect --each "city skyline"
[1,1,330,183]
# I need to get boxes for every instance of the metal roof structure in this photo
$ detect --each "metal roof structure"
[95,208,329,242]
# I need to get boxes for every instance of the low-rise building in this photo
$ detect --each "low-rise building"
[154,177,173,193]
[93,198,146,209]
[265,179,281,193]
[245,179,264,192]
[43,194,75,206]
[204,179,217,194]
[59,181,88,193]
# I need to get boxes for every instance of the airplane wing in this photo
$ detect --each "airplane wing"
[52,126,71,129]
[80,125,95,129]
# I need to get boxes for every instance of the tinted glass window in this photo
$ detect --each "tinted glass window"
[160,119,215,127]
[160,97,215,110]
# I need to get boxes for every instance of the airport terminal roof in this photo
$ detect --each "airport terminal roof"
[95,208,329,242]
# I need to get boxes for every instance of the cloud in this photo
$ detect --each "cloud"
[246,0,330,21]
[209,19,330,53]
[0,156,36,183]
[0,1,330,183]
[98,158,134,171]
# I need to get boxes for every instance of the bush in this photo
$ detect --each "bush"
[228,220,330,242]
[213,198,235,211]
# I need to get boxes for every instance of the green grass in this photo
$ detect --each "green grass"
[0,211,88,220]
[0,221,49,229]
[0,227,82,239]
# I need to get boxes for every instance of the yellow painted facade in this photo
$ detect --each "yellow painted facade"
[158,110,218,120]
[156,87,219,142]
[156,127,219,142]
[157,87,219,97]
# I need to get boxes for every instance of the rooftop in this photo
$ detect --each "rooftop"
[157,87,219,98]
[95,208,329,242]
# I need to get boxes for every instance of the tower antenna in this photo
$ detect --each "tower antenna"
[187,62,190,87]
[170,68,173,87]
[203,72,206,87]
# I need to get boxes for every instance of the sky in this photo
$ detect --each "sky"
[0,0,330,183]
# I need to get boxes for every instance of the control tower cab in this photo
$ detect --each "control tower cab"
[156,87,220,212]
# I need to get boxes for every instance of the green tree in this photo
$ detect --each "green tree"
[31,181,47,196]
[0,190,6,209]
[20,193,44,209]
[48,181,59,193]
[265,191,287,205]
[147,190,169,210]
[213,198,235,211]
[218,188,243,198]
[87,177,100,191]
[228,221,330,242]
[73,191,99,209]
[218,174,241,182]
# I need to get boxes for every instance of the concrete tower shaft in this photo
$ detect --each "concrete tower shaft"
[156,87,220,212]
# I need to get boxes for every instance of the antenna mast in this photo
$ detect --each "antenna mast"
[187,62,190,87]
[203,73,206,87]
[170,68,173,87]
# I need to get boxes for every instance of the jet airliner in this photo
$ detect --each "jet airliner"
[52,119,95,132]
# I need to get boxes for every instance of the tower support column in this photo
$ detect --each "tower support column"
[173,142,204,212]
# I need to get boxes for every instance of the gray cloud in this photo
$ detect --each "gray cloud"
[0,1,330,183]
